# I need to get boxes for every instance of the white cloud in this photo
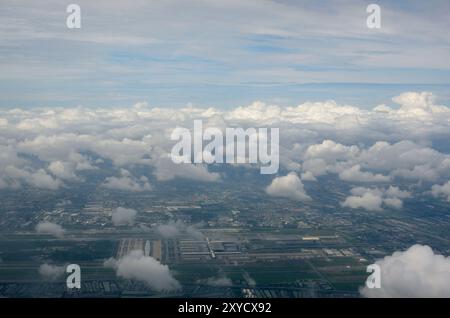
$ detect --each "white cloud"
[431,181,450,202]
[382,197,403,210]
[35,221,65,238]
[301,159,328,177]
[281,101,364,125]
[385,186,412,199]
[341,187,384,211]
[305,140,360,162]
[111,207,137,226]
[341,186,411,211]
[38,263,65,281]
[225,101,283,124]
[154,156,220,182]
[361,245,450,298]
[104,250,180,292]
[339,165,390,183]
[296,139,450,184]
[391,91,449,119]
[0,92,449,202]
[2,166,62,190]
[48,161,77,180]
[102,169,152,192]
[300,171,317,181]
[373,104,392,113]
[266,172,311,201]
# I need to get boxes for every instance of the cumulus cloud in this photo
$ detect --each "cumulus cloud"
[301,158,329,178]
[48,161,78,180]
[300,171,317,181]
[341,186,411,211]
[104,250,180,291]
[296,139,450,184]
[266,172,311,201]
[391,91,449,118]
[111,207,137,226]
[341,187,384,211]
[361,141,449,182]
[38,263,65,281]
[102,169,152,192]
[431,181,450,202]
[154,156,220,182]
[35,221,65,238]
[385,186,412,199]
[361,244,450,298]
[339,164,390,183]
[305,140,360,162]
[155,220,203,239]
[2,166,62,190]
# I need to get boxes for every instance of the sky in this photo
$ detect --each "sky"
[1,0,450,108]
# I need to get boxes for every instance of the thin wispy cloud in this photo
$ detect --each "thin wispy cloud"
[0,0,449,107]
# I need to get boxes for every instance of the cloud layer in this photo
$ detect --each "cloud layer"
[0,91,449,211]
[2,1,450,107]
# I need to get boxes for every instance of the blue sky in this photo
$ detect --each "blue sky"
[1,0,450,108]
